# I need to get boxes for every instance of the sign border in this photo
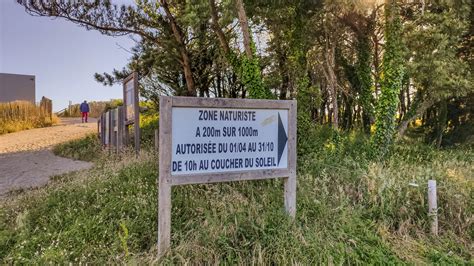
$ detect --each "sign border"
[122,72,139,125]
[122,72,140,154]
[158,96,297,256]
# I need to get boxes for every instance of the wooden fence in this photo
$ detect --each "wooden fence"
[40,97,53,120]
[98,106,127,153]
[98,105,140,153]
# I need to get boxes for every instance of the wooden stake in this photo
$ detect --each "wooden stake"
[158,97,172,257]
[428,180,438,236]
[133,72,140,156]
[155,129,159,152]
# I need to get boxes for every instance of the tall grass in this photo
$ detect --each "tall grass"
[60,100,123,118]
[0,127,472,263]
[0,101,55,134]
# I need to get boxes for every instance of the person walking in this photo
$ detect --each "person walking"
[80,100,90,123]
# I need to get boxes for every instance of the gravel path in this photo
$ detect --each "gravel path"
[0,118,97,154]
[0,118,96,197]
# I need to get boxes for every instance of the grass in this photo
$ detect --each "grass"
[53,133,102,162]
[0,127,472,263]
[59,99,123,118]
[0,101,57,134]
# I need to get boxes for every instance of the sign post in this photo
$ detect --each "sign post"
[123,72,140,154]
[105,110,110,146]
[158,96,297,256]
[116,106,125,152]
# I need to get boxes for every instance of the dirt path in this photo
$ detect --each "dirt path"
[0,118,96,197]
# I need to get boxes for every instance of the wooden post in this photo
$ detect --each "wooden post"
[107,111,112,151]
[133,72,140,155]
[123,72,140,154]
[99,115,102,145]
[114,108,119,152]
[110,109,116,150]
[158,97,172,257]
[428,180,438,236]
[284,101,297,218]
[117,106,124,153]
[104,111,109,147]
[155,129,159,152]
[101,113,106,146]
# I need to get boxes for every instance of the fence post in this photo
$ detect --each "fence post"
[101,113,106,146]
[117,106,123,153]
[155,129,159,152]
[428,180,438,236]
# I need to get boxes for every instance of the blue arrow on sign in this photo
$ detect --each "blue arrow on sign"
[277,112,288,165]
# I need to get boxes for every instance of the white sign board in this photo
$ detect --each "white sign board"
[157,96,297,257]
[171,108,289,175]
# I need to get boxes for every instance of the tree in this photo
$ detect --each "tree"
[17,0,198,96]
[208,0,271,99]
[397,1,472,142]
[371,0,405,157]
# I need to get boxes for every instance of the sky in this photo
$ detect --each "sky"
[0,1,136,111]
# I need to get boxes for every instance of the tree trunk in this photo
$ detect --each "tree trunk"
[343,93,353,130]
[321,38,339,129]
[399,85,406,122]
[373,34,381,98]
[216,70,222,98]
[406,80,411,114]
[209,0,231,55]
[435,99,447,148]
[161,0,196,96]
[397,97,434,137]
[277,41,289,100]
[320,90,327,124]
[235,0,253,58]
[371,0,404,157]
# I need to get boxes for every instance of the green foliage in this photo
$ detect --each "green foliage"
[53,134,101,162]
[139,109,159,147]
[404,5,472,100]
[225,39,272,99]
[442,94,474,147]
[240,55,272,99]
[355,33,375,132]
[18,0,474,147]
[371,1,405,158]
[0,152,157,263]
[295,76,315,134]
[118,221,130,257]
[1,131,472,263]
[399,3,473,143]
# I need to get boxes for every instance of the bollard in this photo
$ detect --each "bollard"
[428,180,438,236]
